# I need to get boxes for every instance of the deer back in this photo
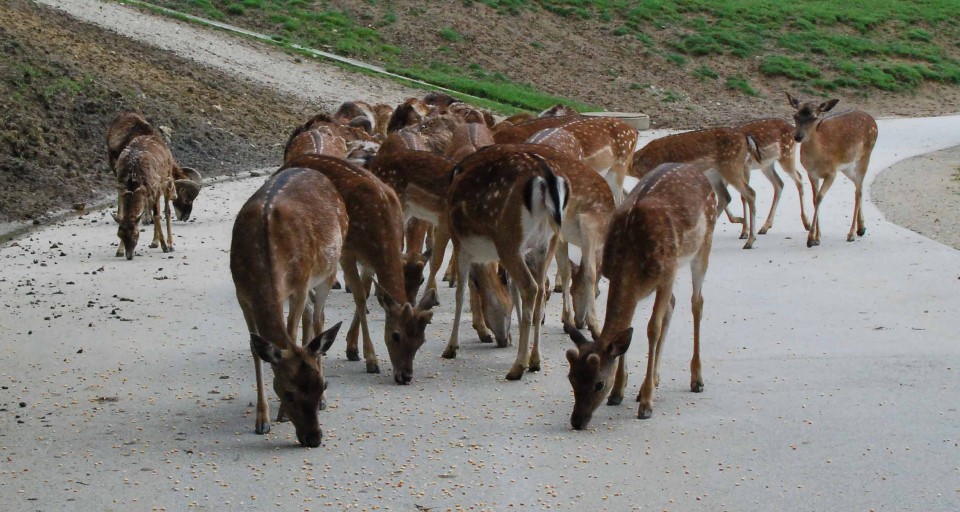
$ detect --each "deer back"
[280,155,408,301]
[492,115,580,144]
[800,110,878,173]
[283,127,348,163]
[370,148,457,201]
[446,122,495,162]
[632,127,749,178]
[526,127,585,160]
[106,111,162,173]
[734,118,795,168]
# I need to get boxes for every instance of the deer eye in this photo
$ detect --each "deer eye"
[391,332,401,343]
[594,381,605,392]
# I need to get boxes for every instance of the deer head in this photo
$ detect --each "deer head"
[563,323,633,430]
[112,189,147,260]
[786,92,839,143]
[173,167,202,221]
[376,284,438,384]
[250,322,340,448]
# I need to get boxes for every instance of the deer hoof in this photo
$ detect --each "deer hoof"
[607,395,623,406]
[847,234,856,242]
[255,422,270,435]
[505,365,525,381]
[441,347,458,359]
[346,349,360,362]
[857,227,866,237]
[528,361,541,373]
[332,280,342,290]
[691,381,704,393]
[638,407,653,420]
[495,336,510,349]
[759,227,770,235]
[742,241,754,250]
[365,362,380,374]
[479,334,494,344]
[149,242,159,249]
[807,238,819,248]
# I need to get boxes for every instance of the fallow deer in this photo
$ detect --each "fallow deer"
[280,155,438,384]
[563,163,718,429]
[446,123,496,163]
[491,112,536,131]
[230,166,347,446]
[733,118,810,234]
[111,135,178,259]
[444,144,569,381]
[496,116,638,203]
[525,127,585,160]
[539,104,580,118]
[423,91,461,110]
[386,97,431,133]
[786,93,878,247]
[334,101,393,136]
[106,111,202,222]
[631,127,759,248]
[283,125,348,163]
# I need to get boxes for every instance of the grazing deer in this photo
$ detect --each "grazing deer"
[446,122,495,163]
[231,166,347,446]
[387,97,431,133]
[786,93,878,247]
[526,127,585,160]
[632,127,759,249]
[334,101,393,135]
[496,116,638,203]
[281,155,437,384]
[492,112,536,131]
[563,163,718,429]
[539,104,580,118]
[106,111,202,222]
[283,124,348,163]
[444,144,569,381]
[733,118,810,234]
[111,135,178,259]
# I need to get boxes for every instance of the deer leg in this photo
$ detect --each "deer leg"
[241,307,271,435]
[739,183,757,249]
[442,248,472,359]
[500,250,538,381]
[357,268,379,373]
[307,277,335,344]
[340,257,364,363]
[163,194,174,252]
[426,224,450,295]
[808,173,835,247]
[573,235,600,336]
[759,164,784,235]
[782,157,810,231]
[652,294,676,389]
[690,241,710,393]
[638,284,674,419]
[528,240,555,373]
[149,199,163,249]
[468,266,494,344]
[607,355,627,406]
[556,242,574,325]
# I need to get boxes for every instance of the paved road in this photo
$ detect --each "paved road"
[4,1,960,510]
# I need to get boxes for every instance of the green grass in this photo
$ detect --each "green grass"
[692,65,718,81]
[726,74,759,96]
[137,0,960,100]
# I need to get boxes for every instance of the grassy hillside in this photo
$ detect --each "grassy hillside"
[142,0,960,110]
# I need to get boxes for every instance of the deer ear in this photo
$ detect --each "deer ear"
[785,92,800,109]
[375,281,399,311]
[820,99,839,112]
[563,321,591,347]
[416,288,439,311]
[251,333,282,364]
[566,348,580,365]
[307,321,342,356]
[586,353,601,369]
[417,310,434,329]
[606,328,633,358]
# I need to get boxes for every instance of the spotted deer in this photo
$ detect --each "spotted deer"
[111,135,178,259]
[444,144,569,381]
[563,163,718,429]
[786,93,878,247]
[283,125,348,163]
[632,127,759,249]
[334,101,393,135]
[230,166,347,446]
[733,118,810,234]
[106,111,201,222]
[495,116,638,203]
[280,155,437,384]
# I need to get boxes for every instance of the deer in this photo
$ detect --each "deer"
[495,115,638,203]
[283,124,348,163]
[230,165,347,446]
[444,144,569,381]
[106,111,202,222]
[631,127,759,249]
[786,93,879,247]
[280,155,438,385]
[733,118,810,234]
[111,135,179,259]
[334,101,394,135]
[562,162,718,429]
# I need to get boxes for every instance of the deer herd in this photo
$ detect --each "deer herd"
[105,91,878,446]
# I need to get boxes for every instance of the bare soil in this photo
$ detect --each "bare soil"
[0,0,316,223]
